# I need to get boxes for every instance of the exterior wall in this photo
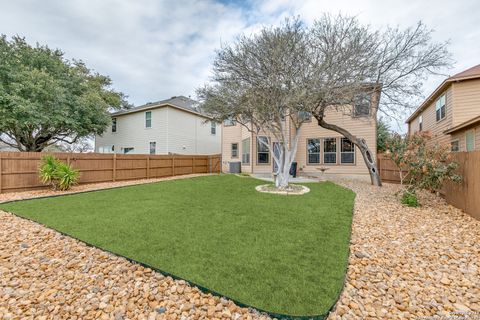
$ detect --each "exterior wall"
[95,107,168,154]
[95,107,220,155]
[221,122,243,172]
[295,107,375,177]
[408,86,454,147]
[166,107,221,155]
[451,79,480,126]
[451,124,480,152]
[221,107,376,177]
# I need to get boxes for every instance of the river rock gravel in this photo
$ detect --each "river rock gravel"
[327,179,480,320]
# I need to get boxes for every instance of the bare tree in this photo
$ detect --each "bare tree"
[308,15,451,186]
[199,15,451,187]
[198,19,321,189]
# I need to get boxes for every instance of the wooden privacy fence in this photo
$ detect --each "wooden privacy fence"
[443,151,480,220]
[376,154,405,184]
[377,152,480,220]
[0,152,221,194]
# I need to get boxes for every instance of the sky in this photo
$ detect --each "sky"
[1,0,479,132]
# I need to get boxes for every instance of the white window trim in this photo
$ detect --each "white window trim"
[306,138,321,165]
[145,111,152,128]
[435,94,446,122]
[340,138,355,164]
[323,138,337,164]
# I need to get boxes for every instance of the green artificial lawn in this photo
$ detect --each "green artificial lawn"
[1,175,355,317]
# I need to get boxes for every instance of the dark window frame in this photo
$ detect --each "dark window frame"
[340,138,355,164]
[112,117,117,133]
[211,121,216,135]
[257,136,270,164]
[149,141,156,155]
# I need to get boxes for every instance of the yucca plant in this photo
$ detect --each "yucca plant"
[54,162,79,191]
[39,155,61,189]
[39,155,80,191]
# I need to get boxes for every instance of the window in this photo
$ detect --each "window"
[242,138,250,164]
[435,94,446,121]
[257,136,269,164]
[123,147,134,154]
[307,139,320,164]
[145,111,152,128]
[231,143,238,158]
[419,115,423,131]
[223,116,236,126]
[341,138,355,164]
[211,121,216,135]
[99,145,114,153]
[298,111,312,122]
[112,118,117,133]
[354,92,371,117]
[149,142,156,155]
[324,138,337,164]
[466,130,475,151]
[451,140,459,152]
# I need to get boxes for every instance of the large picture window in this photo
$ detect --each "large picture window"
[307,138,320,164]
[435,94,446,121]
[324,138,337,164]
[340,138,355,164]
[257,136,269,164]
[242,138,250,164]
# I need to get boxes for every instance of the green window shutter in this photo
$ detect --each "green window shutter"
[466,130,475,151]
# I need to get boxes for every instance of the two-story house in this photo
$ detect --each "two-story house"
[406,64,480,152]
[221,92,380,179]
[95,96,221,155]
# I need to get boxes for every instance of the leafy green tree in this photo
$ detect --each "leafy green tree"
[377,118,391,153]
[0,35,129,151]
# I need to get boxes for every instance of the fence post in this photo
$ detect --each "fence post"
[113,153,117,182]
[192,156,195,174]
[146,156,150,179]
[0,153,2,194]
[171,156,175,176]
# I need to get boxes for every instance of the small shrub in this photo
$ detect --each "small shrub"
[401,190,419,207]
[39,155,79,191]
[39,155,61,188]
[54,162,80,191]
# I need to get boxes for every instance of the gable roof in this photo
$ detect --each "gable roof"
[406,64,480,123]
[111,95,212,119]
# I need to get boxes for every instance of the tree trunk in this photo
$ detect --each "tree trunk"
[315,116,382,186]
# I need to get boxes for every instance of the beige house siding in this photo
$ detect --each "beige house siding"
[451,125,480,152]
[451,79,480,126]
[221,105,377,177]
[408,86,453,147]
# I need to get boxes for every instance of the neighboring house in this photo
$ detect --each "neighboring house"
[406,64,480,152]
[221,92,380,179]
[95,96,221,155]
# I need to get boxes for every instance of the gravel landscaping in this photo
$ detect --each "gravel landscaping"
[1,175,479,319]
[328,179,480,320]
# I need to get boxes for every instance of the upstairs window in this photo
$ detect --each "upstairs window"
[112,118,117,133]
[145,111,152,128]
[419,115,423,131]
[298,111,312,122]
[211,121,216,135]
[231,143,238,158]
[354,92,371,117]
[223,116,236,127]
[436,94,446,121]
[257,136,269,164]
[340,138,355,164]
[307,138,320,164]
[242,138,250,164]
[324,138,337,164]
